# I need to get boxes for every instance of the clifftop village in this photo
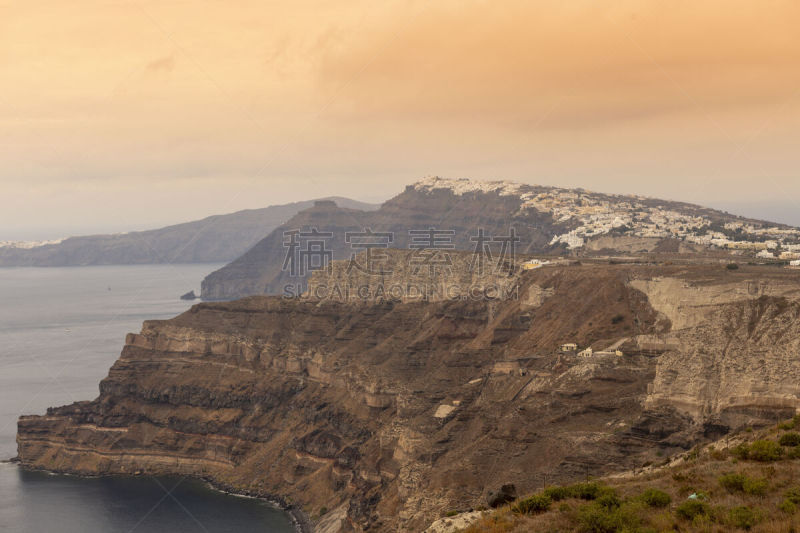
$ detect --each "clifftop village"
[528,188,800,260]
[416,177,800,261]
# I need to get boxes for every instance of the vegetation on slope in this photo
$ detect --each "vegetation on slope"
[460,415,800,532]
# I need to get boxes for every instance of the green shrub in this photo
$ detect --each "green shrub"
[537,483,615,504]
[577,502,641,533]
[779,432,800,447]
[728,506,762,530]
[444,510,458,517]
[731,443,750,460]
[543,486,574,501]
[785,486,800,504]
[743,477,768,496]
[577,504,617,533]
[676,500,711,521]
[719,473,767,495]
[572,482,605,500]
[778,421,795,430]
[512,494,551,515]
[747,440,783,461]
[726,263,739,270]
[640,488,671,508]
[779,499,797,514]
[719,473,747,492]
[788,446,800,459]
[595,493,621,510]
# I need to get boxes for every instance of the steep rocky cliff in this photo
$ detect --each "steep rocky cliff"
[18,262,800,531]
[305,249,526,303]
[201,177,800,300]
[200,184,575,300]
[630,271,800,425]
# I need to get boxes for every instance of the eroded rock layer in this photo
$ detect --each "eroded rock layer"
[17,263,800,531]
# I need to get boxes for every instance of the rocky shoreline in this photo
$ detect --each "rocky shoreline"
[199,477,314,533]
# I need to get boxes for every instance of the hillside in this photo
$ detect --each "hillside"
[201,177,800,300]
[0,197,378,267]
[453,418,800,532]
[17,257,800,531]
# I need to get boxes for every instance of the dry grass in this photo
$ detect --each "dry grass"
[460,417,800,532]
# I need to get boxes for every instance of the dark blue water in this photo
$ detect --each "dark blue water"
[0,265,294,532]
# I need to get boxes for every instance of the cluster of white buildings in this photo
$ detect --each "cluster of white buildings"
[0,238,65,249]
[525,190,708,250]
[522,190,800,256]
[413,177,800,256]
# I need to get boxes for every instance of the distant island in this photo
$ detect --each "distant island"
[0,197,378,267]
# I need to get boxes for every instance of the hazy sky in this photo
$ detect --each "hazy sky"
[2,0,799,240]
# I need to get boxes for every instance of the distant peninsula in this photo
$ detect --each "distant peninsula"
[0,197,378,267]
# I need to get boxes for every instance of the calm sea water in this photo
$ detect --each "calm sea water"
[0,265,294,532]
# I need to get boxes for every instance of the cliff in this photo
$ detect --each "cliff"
[200,177,800,301]
[17,262,800,531]
[305,248,527,302]
[201,183,573,300]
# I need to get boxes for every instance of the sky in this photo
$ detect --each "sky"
[1,0,799,240]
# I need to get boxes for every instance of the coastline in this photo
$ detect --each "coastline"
[200,476,314,533]
[11,462,313,533]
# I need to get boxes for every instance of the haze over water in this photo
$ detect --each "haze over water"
[0,264,294,532]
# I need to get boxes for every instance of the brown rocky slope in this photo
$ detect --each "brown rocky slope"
[17,261,800,531]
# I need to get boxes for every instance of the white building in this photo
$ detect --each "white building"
[522,259,550,270]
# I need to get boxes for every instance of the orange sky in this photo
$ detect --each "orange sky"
[2,0,799,238]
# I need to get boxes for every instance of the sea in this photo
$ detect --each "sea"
[0,265,294,532]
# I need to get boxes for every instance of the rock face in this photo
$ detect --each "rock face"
[200,181,598,300]
[0,197,377,267]
[201,201,383,300]
[487,484,518,508]
[201,177,800,300]
[424,511,485,533]
[631,271,800,425]
[17,262,800,531]
[306,248,526,303]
